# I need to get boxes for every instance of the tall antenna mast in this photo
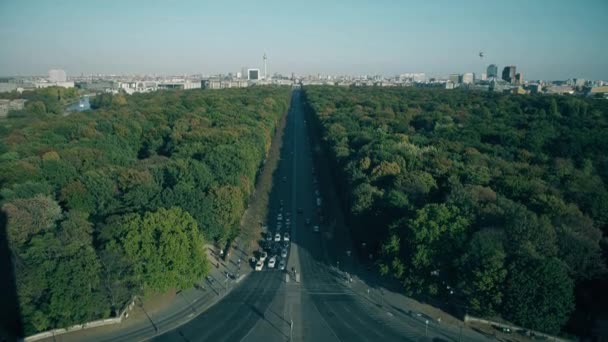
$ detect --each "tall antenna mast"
[263,53,268,80]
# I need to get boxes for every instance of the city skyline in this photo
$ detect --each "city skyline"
[1,0,607,80]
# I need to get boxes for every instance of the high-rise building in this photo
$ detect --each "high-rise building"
[48,69,67,83]
[248,68,260,80]
[487,64,498,79]
[449,74,462,84]
[481,73,487,81]
[515,72,524,85]
[502,66,516,83]
[462,73,475,84]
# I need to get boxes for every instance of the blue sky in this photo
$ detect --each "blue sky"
[1,0,607,79]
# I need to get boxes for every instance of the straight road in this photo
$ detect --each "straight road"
[153,89,494,341]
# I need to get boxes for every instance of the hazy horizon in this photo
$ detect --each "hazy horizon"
[1,0,607,80]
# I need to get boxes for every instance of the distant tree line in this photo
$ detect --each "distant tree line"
[0,86,290,335]
[303,86,608,335]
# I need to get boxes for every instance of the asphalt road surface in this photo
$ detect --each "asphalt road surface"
[154,89,492,342]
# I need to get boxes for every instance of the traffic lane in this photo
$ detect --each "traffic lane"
[153,236,284,340]
[292,91,415,342]
[311,294,415,342]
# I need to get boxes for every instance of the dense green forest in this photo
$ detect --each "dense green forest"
[303,86,608,335]
[0,86,290,335]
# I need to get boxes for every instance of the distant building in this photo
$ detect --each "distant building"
[502,66,516,83]
[34,81,74,89]
[515,72,524,85]
[0,99,26,117]
[157,81,200,90]
[48,69,67,83]
[248,69,260,81]
[487,64,498,79]
[512,86,527,95]
[589,86,608,97]
[77,80,117,92]
[462,73,475,84]
[480,73,487,81]
[399,73,426,82]
[573,78,586,87]
[201,79,249,89]
[545,85,575,95]
[0,83,18,93]
[527,83,543,94]
[449,74,462,84]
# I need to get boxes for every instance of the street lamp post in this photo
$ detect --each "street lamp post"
[459,324,463,342]
[425,320,429,337]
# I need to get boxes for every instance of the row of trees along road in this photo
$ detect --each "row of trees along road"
[303,85,608,336]
[0,86,291,335]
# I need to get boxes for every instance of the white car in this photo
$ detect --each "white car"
[268,257,276,269]
[255,260,264,271]
[283,232,290,242]
[313,225,320,233]
[281,248,288,258]
[274,233,281,242]
[259,251,268,262]
[279,259,286,270]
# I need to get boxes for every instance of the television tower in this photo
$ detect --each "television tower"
[263,53,267,80]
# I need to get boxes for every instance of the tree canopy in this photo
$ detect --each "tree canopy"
[303,85,608,335]
[0,86,290,335]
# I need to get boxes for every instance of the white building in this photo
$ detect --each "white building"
[462,73,475,84]
[48,69,67,83]
[157,80,201,90]
[399,73,426,82]
[34,81,74,89]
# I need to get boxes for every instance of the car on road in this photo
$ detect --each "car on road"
[281,248,288,258]
[274,233,281,242]
[280,200,284,206]
[266,234,272,242]
[268,257,276,269]
[255,260,264,271]
[298,207,303,214]
[313,225,320,232]
[305,218,311,225]
[278,259,286,271]
[283,232,290,242]
[282,176,287,182]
